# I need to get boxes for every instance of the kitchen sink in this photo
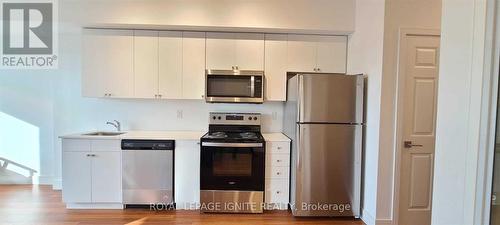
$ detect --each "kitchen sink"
[83,131,125,136]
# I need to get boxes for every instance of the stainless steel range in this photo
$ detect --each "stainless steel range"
[200,112,265,213]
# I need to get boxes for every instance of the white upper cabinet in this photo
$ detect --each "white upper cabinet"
[82,29,134,98]
[315,36,347,73]
[264,34,288,101]
[287,34,347,73]
[287,34,317,73]
[206,32,264,70]
[158,31,183,99]
[82,29,347,101]
[206,32,235,70]
[182,32,206,99]
[134,30,159,99]
[234,33,265,70]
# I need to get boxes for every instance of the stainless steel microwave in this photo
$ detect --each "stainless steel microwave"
[205,70,264,103]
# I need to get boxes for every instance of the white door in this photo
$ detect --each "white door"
[287,34,316,73]
[206,32,236,70]
[399,35,440,225]
[82,29,134,98]
[174,141,200,209]
[264,34,288,101]
[158,31,183,99]
[315,36,347,73]
[134,30,159,99]
[62,152,92,203]
[91,151,122,203]
[182,32,206,99]
[234,33,264,70]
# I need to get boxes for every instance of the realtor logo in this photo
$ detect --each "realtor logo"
[1,0,58,69]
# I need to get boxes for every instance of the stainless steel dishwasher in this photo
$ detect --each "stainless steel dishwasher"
[121,139,174,207]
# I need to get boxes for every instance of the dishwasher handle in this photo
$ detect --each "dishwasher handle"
[121,139,175,150]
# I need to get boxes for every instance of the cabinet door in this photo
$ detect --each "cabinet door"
[315,36,347,73]
[264,34,287,101]
[91,151,122,203]
[174,141,200,209]
[62,152,92,203]
[82,29,134,98]
[158,31,183,99]
[234,33,264,70]
[182,32,206,99]
[206,32,236,70]
[134,30,159,99]
[287,34,317,73]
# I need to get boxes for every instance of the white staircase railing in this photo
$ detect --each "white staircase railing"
[0,157,37,178]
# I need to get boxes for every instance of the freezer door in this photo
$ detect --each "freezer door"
[292,123,362,217]
[298,74,364,123]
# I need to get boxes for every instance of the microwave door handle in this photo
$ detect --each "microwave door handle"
[251,76,255,97]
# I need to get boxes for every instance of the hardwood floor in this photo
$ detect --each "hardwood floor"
[0,185,364,225]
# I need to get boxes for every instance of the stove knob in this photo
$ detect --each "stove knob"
[248,117,253,120]
[218,116,222,120]
[212,116,216,120]
[253,117,258,120]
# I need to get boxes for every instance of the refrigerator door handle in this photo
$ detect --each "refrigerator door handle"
[298,75,304,122]
[297,125,305,172]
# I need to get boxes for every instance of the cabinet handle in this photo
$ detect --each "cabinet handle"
[86,154,91,157]
[276,191,281,194]
[158,94,162,98]
[276,172,281,175]
[154,94,157,98]
[277,160,282,162]
[277,147,282,150]
[317,68,321,72]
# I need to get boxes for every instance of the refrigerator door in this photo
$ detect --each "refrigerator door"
[291,123,362,217]
[298,74,364,124]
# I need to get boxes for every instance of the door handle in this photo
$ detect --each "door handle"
[404,141,423,148]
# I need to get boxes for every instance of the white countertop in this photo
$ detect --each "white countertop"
[60,130,290,142]
[59,130,206,140]
[262,133,291,142]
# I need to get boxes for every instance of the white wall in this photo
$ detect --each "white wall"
[48,0,357,187]
[67,0,354,32]
[347,0,386,224]
[0,71,55,184]
[377,0,441,223]
[432,0,491,224]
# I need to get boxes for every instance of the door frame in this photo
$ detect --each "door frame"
[393,28,441,225]
[476,0,500,224]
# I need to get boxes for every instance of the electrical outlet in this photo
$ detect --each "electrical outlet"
[272,111,278,120]
[177,110,183,119]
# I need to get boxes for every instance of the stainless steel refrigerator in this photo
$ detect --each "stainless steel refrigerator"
[283,73,363,217]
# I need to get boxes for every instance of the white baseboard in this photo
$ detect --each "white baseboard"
[361,208,376,225]
[52,177,62,190]
[38,175,53,185]
[376,219,393,225]
[66,203,123,209]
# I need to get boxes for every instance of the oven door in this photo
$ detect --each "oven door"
[205,70,264,103]
[200,142,265,191]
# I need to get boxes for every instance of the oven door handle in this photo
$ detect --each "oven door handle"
[201,142,263,147]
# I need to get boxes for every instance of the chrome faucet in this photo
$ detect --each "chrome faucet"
[106,120,121,131]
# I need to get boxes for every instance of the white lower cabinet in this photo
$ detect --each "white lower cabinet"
[264,141,291,210]
[174,140,201,209]
[90,151,122,203]
[62,139,122,208]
